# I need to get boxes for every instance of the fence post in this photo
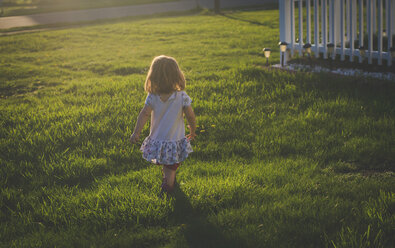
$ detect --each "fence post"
[280,0,292,65]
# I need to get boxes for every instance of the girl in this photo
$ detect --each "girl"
[130,55,196,196]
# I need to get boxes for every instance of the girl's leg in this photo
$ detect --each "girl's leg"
[162,165,176,192]
[161,163,180,194]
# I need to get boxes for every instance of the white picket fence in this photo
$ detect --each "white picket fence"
[279,0,395,66]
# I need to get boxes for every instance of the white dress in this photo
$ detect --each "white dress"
[140,90,193,165]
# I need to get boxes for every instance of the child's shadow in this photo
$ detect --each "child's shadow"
[169,186,242,248]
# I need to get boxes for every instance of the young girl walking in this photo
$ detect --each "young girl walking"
[130,55,196,196]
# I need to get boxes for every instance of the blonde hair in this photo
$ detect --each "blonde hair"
[144,55,186,94]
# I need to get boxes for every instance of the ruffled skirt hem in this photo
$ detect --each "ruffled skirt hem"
[140,136,193,165]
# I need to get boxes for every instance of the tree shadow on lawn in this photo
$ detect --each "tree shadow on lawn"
[169,186,243,248]
[220,13,266,26]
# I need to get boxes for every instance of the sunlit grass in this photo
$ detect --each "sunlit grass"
[1,8,394,247]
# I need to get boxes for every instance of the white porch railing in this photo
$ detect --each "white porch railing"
[279,0,395,66]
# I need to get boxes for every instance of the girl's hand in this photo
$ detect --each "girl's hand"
[186,132,196,141]
[129,133,140,144]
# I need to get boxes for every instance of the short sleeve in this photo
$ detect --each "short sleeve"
[145,93,154,107]
[182,91,192,107]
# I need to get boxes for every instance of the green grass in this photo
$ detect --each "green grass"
[0,0,178,17]
[1,8,395,248]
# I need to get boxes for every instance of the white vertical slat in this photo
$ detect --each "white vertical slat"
[299,0,304,56]
[372,0,376,34]
[280,0,292,65]
[291,0,295,56]
[341,0,346,60]
[307,0,311,44]
[368,0,373,64]
[314,0,320,57]
[378,0,382,65]
[322,0,328,58]
[359,0,364,63]
[346,0,350,43]
[349,0,355,61]
[331,0,336,59]
[329,0,333,43]
[387,0,392,66]
[390,0,394,45]
[353,0,358,37]
[392,0,395,34]
[279,0,392,67]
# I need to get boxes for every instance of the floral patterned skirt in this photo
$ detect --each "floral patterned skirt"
[140,136,193,165]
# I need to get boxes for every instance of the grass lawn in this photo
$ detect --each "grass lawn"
[0,0,178,17]
[1,7,395,248]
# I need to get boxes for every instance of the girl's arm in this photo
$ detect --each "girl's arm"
[183,105,196,140]
[130,105,152,144]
